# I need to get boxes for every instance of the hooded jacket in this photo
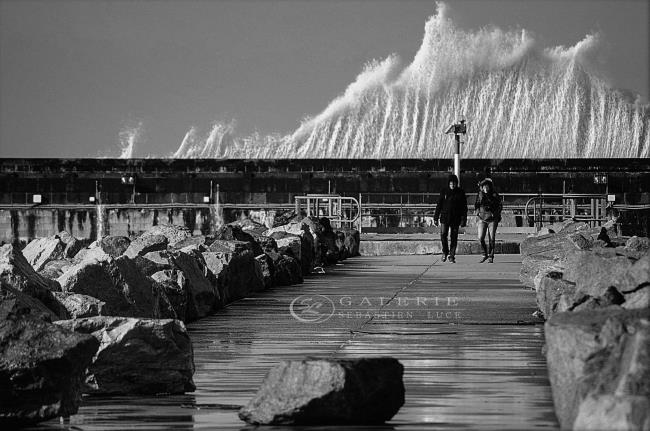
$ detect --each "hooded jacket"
[434,186,468,226]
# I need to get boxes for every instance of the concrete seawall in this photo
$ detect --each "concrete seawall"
[0,205,223,243]
[359,233,521,256]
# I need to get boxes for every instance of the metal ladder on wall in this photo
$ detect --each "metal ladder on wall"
[294,194,362,232]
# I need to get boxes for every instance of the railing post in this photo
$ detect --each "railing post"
[358,193,362,234]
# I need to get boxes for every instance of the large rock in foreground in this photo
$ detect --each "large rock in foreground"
[56,316,195,395]
[0,317,99,426]
[545,307,650,429]
[239,358,404,425]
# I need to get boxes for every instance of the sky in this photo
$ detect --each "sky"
[0,0,648,158]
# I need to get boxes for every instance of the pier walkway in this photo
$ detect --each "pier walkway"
[41,254,559,430]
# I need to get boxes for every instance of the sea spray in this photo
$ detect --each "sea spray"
[169,2,648,159]
[118,121,143,159]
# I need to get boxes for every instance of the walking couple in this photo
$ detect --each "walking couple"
[434,175,502,263]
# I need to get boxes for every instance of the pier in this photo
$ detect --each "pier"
[41,253,558,430]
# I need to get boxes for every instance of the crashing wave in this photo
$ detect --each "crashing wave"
[169,1,648,159]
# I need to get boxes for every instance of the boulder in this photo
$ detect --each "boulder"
[341,228,360,258]
[132,253,171,277]
[239,358,404,425]
[563,250,635,298]
[57,255,162,318]
[624,236,650,257]
[320,231,340,265]
[269,252,303,286]
[521,231,593,260]
[203,247,264,306]
[270,232,302,260]
[617,254,650,295]
[0,281,59,322]
[151,272,188,321]
[214,225,263,256]
[257,236,278,254]
[573,394,650,430]
[124,234,169,258]
[171,235,207,251]
[0,317,99,426]
[98,235,131,257]
[256,254,276,290]
[622,285,650,310]
[544,307,650,429]
[38,259,74,280]
[535,272,576,318]
[318,217,340,265]
[56,316,195,395]
[167,250,219,321]
[271,210,297,228]
[520,255,565,289]
[53,292,107,319]
[542,220,589,236]
[57,231,89,259]
[209,239,259,256]
[73,245,111,263]
[142,224,193,247]
[0,244,67,319]
[267,224,315,275]
[21,236,66,272]
[229,218,267,233]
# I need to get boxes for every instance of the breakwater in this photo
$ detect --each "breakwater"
[1,214,359,426]
[2,158,650,242]
[519,221,650,429]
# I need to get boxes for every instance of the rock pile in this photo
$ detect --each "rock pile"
[239,358,404,425]
[520,220,650,430]
[0,216,360,426]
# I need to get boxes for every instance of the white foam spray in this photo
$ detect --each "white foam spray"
[169,2,648,158]
[118,121,143,159]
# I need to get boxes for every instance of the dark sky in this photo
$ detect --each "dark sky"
[1,0,648,158]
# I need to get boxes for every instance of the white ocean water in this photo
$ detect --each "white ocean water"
[132,2,649,159]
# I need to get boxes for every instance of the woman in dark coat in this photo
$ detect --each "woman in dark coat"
[434,174,467,263]
[474,178,502,263]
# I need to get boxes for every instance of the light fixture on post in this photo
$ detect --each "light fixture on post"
[444,119,467,180]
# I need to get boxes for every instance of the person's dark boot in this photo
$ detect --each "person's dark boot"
[441,255,448,262]
[488,257,494,263]
[479,255,488,263]
[448,255,456,263]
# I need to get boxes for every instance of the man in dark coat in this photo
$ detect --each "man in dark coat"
[434,174,467,263]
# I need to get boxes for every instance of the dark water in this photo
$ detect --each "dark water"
[32,255,558,430]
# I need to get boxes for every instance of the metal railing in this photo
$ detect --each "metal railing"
[524,194,608,230]
[294,194,361,230]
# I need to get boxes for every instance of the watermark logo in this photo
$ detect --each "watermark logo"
[290,294,463,323]
[289,294,336,323]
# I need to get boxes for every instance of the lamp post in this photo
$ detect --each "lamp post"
[444,119,467,179]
